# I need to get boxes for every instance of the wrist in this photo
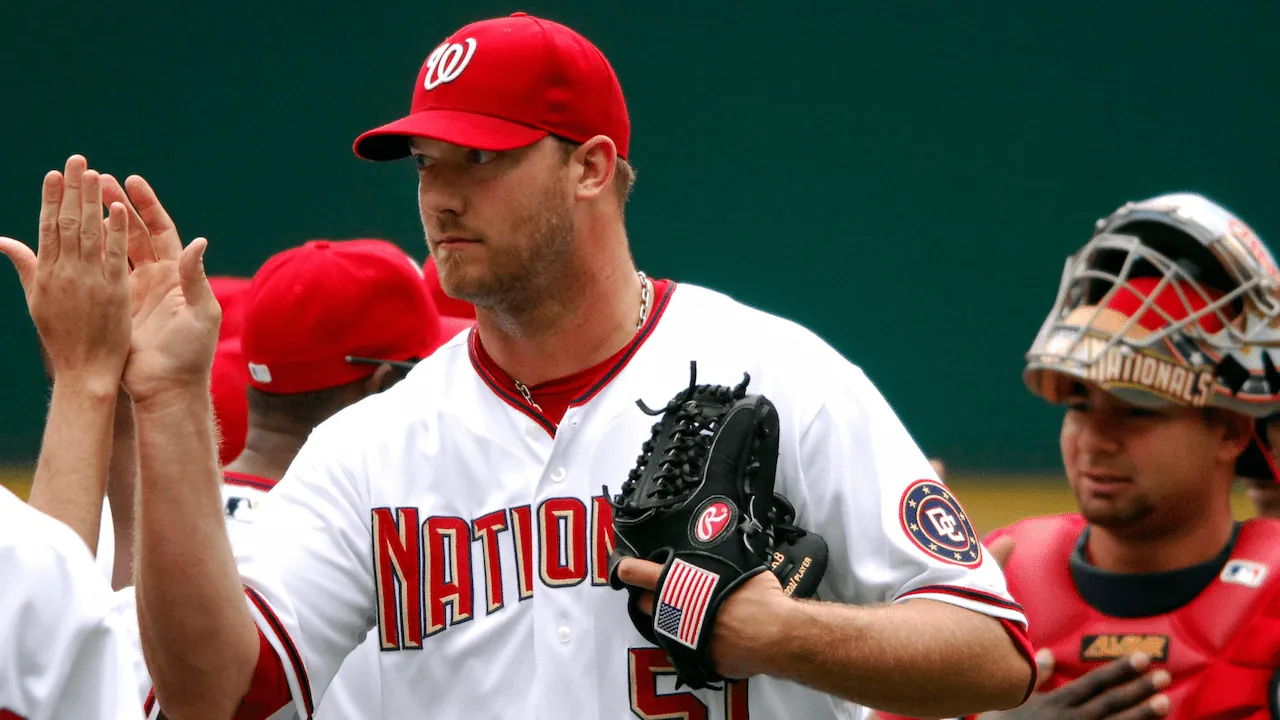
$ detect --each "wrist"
[132,383,212,419]
[52,374,124,404]
[747,594,808,678]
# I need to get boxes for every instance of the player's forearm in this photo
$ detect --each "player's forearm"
[762,598,1031,718]
[106,389,138,590]
[28,380,119,554]
[133,385,258,716]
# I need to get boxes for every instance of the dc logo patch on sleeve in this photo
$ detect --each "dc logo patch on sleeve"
[899,479,981,567]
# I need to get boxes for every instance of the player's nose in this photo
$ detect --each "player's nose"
[1075,413,1123,455]
[417,175,467,218]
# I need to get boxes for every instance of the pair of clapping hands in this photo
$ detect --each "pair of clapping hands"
[0,155,219,405]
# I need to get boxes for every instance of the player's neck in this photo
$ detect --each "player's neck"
[476,253,644,387]
[1085,497,1236,574]
[223,428,305,482]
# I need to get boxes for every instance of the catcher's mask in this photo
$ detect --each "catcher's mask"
[1024,192,1280,481]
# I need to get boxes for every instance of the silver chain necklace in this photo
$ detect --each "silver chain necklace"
[636,270,652,330]
[514,270,651,413]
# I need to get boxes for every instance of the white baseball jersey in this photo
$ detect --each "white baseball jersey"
[0,486,144,720]
[96,498,115,584]
[160,282,1030,720]
[219,473,384,720]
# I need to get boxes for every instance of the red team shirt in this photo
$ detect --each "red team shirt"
[990,514,1280,719]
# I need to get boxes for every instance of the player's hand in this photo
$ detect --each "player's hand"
[104,173,221,405]
[988,536,1016,569]
[614,556,790,680]
[0,155,132,393]
[976,650,1170,720]
[930,458,946,480]
[1244,477,1280,520]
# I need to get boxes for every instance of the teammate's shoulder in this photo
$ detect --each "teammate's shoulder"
[986,512,1086,544]
[1241,516,1280,535]
[1233,517,1280,557]
[668,283,851,366]
[0,486,107,597]
[0,485,87,551]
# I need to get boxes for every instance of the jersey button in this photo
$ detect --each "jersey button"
[525,424,543,441]
[556,626,572,643]
[551,468,566,482]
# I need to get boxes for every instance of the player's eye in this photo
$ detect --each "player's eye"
[1126,407,1162,419]
[467,149,498,165]
[412,154,436,170]
[1065,399,1089,413]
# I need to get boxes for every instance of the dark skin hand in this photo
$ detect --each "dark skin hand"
[976,650,1169,720]
[975,538,1172,720]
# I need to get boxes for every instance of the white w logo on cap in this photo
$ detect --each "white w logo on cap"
[423,38,477,90]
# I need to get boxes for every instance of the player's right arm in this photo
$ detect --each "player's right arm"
[133,385,260,717]
[121,174,375,718]
[0,158,134,558]
[100,172,258,718]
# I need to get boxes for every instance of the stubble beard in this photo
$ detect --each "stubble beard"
[1074,481,1160,536]
[430,179,576,317]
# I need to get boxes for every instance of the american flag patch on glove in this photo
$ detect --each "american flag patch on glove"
[654,559,720,649]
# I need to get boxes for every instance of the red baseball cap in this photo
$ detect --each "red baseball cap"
[1104,277,1227,334]
[423,255,476,320]
[242,239,449,394]
[210,338,249,466]
[353,12,629,161]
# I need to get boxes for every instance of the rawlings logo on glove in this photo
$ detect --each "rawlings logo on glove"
[606,361,828,689]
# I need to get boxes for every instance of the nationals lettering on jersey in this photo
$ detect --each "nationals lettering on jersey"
[372,494,617,647]
[201,283,1029,720]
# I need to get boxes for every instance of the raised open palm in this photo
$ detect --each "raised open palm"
[0,156,133,389]
[102,174,221,404]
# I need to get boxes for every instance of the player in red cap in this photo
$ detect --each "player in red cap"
[123,13,1032,720]
[966,194,1280,720]
[227,238,458,483]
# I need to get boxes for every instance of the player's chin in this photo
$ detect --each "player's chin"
[1076,496,1154,530]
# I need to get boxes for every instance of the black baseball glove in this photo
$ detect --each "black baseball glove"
[605,361,828,689]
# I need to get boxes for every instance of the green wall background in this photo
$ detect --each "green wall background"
[2,1,1277,468]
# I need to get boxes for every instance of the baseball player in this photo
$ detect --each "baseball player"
[0,157,146,718]
[127,13,1035,720]
[976,194,1280,719]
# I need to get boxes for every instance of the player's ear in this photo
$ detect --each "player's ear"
[1207,408,1253,461]
[364,363,405,397]
[572,135,617,203]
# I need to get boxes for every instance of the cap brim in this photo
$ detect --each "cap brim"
[353,110,549,161]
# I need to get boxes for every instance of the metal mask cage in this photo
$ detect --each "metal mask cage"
[1053,232,1249,352]
[1025,229,1280,418]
